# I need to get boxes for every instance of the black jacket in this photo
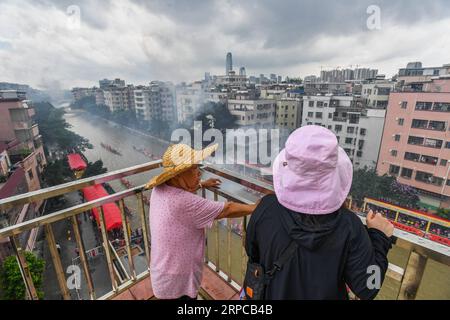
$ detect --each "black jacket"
[245,194,393,300]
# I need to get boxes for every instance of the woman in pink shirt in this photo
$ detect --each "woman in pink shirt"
[145,143,257,300]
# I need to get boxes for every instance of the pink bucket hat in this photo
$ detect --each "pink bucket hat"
[272,125,353,215]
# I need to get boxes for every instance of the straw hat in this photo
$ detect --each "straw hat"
[144,143,218,189]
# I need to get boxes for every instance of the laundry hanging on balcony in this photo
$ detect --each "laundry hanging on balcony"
[67,153,87,179]
[82,185,122,231]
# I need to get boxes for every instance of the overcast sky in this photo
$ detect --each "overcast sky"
[0,0,449,90]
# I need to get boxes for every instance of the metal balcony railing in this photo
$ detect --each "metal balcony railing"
[0,160,449,300]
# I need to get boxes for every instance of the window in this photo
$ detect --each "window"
[400,168,413,179]
[424,138,443,149]
[433,102,450,112]
[307,122,313,125]
[389,165,400,176]
[358,140,365,149]
[408,136,424,146]
[328,113,332,119]
[347,127,355,134]
[446,141,450,149]
[401,101,408,109]
[336,136,340,142]
[315,112,323,119]
[308,112,314,117]
[398,118,404,126]
[415,102,433,111]
[344,148,352,155]
[420,155,438,165]
[345,137,353,144]
[440,159,447,166]
[349,114,359,124]
[328,125,332,129]
[391,150,398,157]
[394,134,401,142]
[428,121,446,131]
[411,119,428,129]
[27,169,34,180]
[447,179,450,186]
[317,101,324,107]
[356,151,363,157]
[360,128,366,135]
[405,152,420,162]
[415,171,443,186]
[309,101,314,107]
[335,125,342,132]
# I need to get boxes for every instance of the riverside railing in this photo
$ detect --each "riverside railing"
[0,160,449,300]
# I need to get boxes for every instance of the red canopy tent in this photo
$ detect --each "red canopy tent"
[67,153,87,171]
[82,185,122,231]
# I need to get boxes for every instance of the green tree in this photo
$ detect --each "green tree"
[350,168,419,208]
[0,251,45,300]
[42,159,73,186]
[33,102,92,152]
[436,208,450,220]
[194,101,238,134]
[83,160,108,178]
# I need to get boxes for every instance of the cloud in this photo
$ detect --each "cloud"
[0,0,449,89]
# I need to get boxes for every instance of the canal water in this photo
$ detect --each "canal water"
[64,109,450,300]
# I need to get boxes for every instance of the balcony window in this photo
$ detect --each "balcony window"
[389,165,400,176]
[415,171,443,186]
[440,159,448,166]
[411,119,428,129]
[428,121,446,131]
[420,155,438,165]
[401,101,408,109]
[358,140,365,149]
[405,152,420,162]
[424,138,443,149]
[349,115,359,124]
[408,136,424,146]
[415,102,433,111]
[391,150,398,157]
[433,102,450,112]
[401,167,413,179]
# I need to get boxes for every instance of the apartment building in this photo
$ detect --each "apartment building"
[0,90,47,260]
[134,82,176,123]
[227,98,276,129]
[103,85,135,112]
[275,98,303,131]
[361,77,396,109]
[176,82,206,124]
[377,76,450,208]
[302,95,386,169]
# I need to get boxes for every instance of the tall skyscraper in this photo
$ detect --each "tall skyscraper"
[239,67,246,76]
[226,52,233,74]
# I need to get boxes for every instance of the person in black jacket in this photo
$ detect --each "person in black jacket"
[245,125,393,300]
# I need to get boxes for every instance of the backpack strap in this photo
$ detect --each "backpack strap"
[266,241,298,278]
